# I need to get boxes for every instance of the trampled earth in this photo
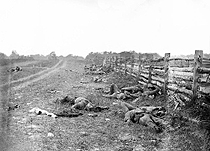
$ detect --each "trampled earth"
[0,58,205,151]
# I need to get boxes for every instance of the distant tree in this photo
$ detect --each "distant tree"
[85,52,104,65]
[0,52,7,59]
[119,51,132,58]
[204,53,210,59]
[9,50,19,59]
[48,51,57,60]
[30,54,47,60]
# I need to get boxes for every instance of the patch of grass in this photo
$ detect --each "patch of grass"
[105,70,206,150]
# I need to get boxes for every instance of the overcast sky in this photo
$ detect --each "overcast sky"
[0,0,210,57]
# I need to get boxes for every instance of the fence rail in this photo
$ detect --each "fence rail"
[103,50,210,103]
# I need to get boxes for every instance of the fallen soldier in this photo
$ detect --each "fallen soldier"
[71,97,109,112]
[57,96,109,112]
[29,107,83,118]
[114,101,167,133]
[132,83,161,103]
[103,84,143,100]
[92,76,103,83]
[7,66,22,72]
[121,85,143,94]
[142,83,160,99]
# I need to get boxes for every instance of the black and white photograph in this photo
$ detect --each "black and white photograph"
[0,0,210,150]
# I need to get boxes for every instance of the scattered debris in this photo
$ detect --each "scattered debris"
[88,113,98,117]
[92,76,103,83]
[105,118,110,121]
[29,107,57,118]
[47,132,54,138]
[80,81,89,84]
[55,109,83,118]
[46,89,58,94]
[7,104,20,111]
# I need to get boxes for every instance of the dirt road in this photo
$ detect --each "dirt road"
[0,59,63,89]
[2,58,110,151]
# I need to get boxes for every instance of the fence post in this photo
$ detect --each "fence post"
[124,57,127,75]
[131,55,134,73]
[192,50,203,102]
[103,57,107,67]
[148,65,152,84]
[106,57,109,67]
[119,57,122,70]
[113,56,115,70]
[115,56,118,70]
[138,54,142,76]
[110,56,114,69]
[187,60,190,67]
[163,53,170,100]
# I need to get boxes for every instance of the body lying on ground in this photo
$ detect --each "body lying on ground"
[72,97,109,112]
[29,107,83,118]
[7,66,22,72]
[114,100,167,133]
[142,83,160,99]
[102,83,160,100]
[102,83,142,100]
[57,96,109,112]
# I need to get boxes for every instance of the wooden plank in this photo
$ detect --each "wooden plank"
[140,70,149,75]
[170,67,193,72]
[152,75,164,83]
[143,65,164,70]
[170,72,193,79]
[152,70,164,77]
[169,58,194,61]
[153,66,164,70]
[203,58,210,61]
[201,63,210,68]
[138,79,162,88]
[168,85,193,97]
[139,74,148,81]
[168,80,192,90]
[202,59,210,64]
[198,82,210,87]
[152,77,164,84]
[169,75,193,82]
[138,80,147,86]
[150,57,164,62]
[152,73,164,80]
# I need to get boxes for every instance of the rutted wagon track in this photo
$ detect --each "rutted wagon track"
[0,59,64,89]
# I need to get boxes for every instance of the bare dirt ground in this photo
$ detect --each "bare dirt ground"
[0,58,204,151]
[0,59,60,87]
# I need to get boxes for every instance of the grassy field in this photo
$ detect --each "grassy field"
[3,58,209,151]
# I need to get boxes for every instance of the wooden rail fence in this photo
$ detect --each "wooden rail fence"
[104,50,210,104]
